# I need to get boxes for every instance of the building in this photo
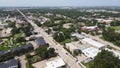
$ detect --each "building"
[0,59,18,68]
[63,23,72,29]
[11,43,33,53]
[56,14,62,18]
[81,26,98,31]
[96,19,113,25]
[0,50,8,56]
[82,38,107,50]
[45,13,53,17]
[45,58,65,68]
[65,43,78,54]
[82,47,99,59]
[0,23,8,29]
[16,19,28,27]
[71,33,85,39]
[35,37,47,46]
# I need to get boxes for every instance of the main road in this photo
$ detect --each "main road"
[17,9,84,68]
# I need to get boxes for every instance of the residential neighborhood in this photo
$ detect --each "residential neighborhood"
[0,1,120,68]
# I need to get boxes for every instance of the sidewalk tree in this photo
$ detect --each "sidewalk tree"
[89,50,120,68]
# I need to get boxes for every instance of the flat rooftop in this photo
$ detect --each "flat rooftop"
[71,33,85,39]
[66,43,77,50]
[82,38,106,48]
[79,45,91,50]
[45,58,65,68]
[32,56,65,68]
[82,47,99,59]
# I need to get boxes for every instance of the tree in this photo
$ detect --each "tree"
[115,40,120,46]
[46,28,51,34]
[35,46,57,59]
[97,23,105,31]
[8,21,16,28]
[73,49,82,56]
[35,46,48,59]
[47,48,57,57]
[16,37,25,43]
[89,50,120,68]
[25,53,31,58]
[0,52,14,62]
[77,29,81,34]
[110,21,120,26]
[21,25,31,33]
[34,20,42,27]
[48,48,55,54]
[102,27,120,46]
[53,32,65,42]
[11,27,20,35]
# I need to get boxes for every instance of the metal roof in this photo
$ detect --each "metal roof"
[0,50,8,56]
[0,59,18,68]
[35,37,46,46]
[11,43,33,53]
[82,38,106,49]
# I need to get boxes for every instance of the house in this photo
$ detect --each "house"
[38,16,49,24]
[35,37,47,46]
[65,43,78,54]
[45,58,65,68]
[63,23,72,29]
[0,50,8,56]
[3,27,12,36]
[16,19,28,27]
[82,38,107,50]
[11,43,33,53]
[0,59,18,68]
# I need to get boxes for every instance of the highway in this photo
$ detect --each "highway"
[17,9,84,68]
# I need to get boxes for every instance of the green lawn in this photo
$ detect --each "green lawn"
[60,39,71,45]
[0,46,10,50]
[0,41,26,50]
[15,32,25,37]
[26,62,31,68]
[0,33,26,50]
[28,55,41,63]
[110,26,120,31]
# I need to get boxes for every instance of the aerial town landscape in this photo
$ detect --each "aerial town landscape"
[0,0,120,68]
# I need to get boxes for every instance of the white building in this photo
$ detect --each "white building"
[82,47,99,59]
[82,38,107,50]
[66,43,78,54]
[96,19,113,24]
[45,58,65,68]
[71,33,85,39]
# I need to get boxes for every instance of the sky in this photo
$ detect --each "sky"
[0,0,120,7]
